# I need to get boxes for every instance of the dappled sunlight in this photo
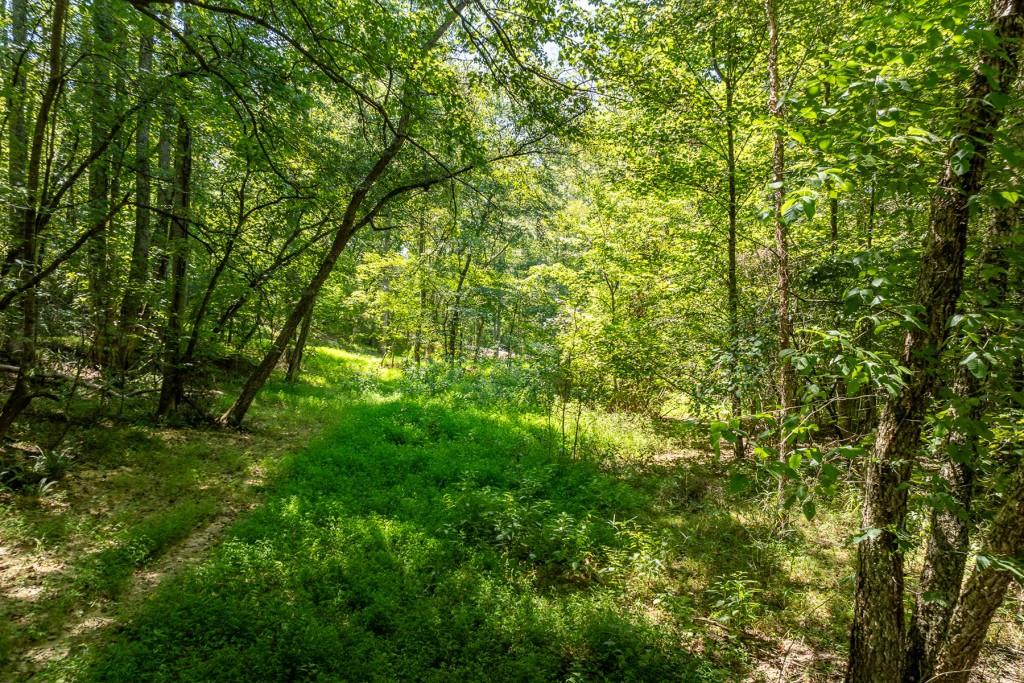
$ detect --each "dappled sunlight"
[3,0,1023,679]
[17,351,863,682]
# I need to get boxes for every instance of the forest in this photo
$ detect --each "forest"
[1,0,1023,680]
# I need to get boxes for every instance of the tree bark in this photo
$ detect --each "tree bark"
[846,2,1023,680]
[286,301,314,383]
[448,251,472,363]
[151,101,176,289]
[156,117,192,417]
[825,82,839,251]
[932,465,1024,683]
[414,210,427,367]
[86,0,116,366]
[726,70,743,459]
[903,203,1017,683]
[118,20,156,369]
[765,0,795,489]
[0,0,68,441]
[4,0,28,261]
[903,398,976,683]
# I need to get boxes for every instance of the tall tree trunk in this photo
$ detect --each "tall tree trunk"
[286,301,314,383]
[825,82,839,251]
[219,119,411,427]
[216,3,462,427]
[118,20,156,369]
[0,0,67,441]
[903,203,1017,683]
[87,0,116,366]
[151,102,176,290]
[866,180,876,249]
[845,2,1023,680]
[726,75,743,459]
[932,464,1024,683]
[765,0,795,488]
[902,388,977,683]
[473,317,484,361]
[414,212,427,367]
[448,251,472,363]
[4,0,28,262]
[156,117,192,418]
[493,310,502,359]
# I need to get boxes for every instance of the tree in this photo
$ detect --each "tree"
[846,1,1024,679]
[0,0,68,440]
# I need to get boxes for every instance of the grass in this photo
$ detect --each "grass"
[4,348,861,681]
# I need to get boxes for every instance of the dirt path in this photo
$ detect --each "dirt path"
[16,512,236,678]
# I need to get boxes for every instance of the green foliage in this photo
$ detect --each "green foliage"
[21,350,856,682]
[4,0,1024,677]
[706,572,763,633]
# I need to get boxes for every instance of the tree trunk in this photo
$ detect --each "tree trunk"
[726,80,743,459]
[118,21,156,369]
[414,212,427,367]
[903,203,1017,683]
[866,180,877,249]
[845,2,1023,680]
[903,409,976,683]
[825,82,839,251]
[448,251,472,363]
[151,102,176,289]
[86,0,116,366]
[156,117,192,418]
[931,465,1024,683]
[473,318,484,361]
[4,0,28,260]
[286,301,314,383]
[0,0,68,441]
[765,0,795,489]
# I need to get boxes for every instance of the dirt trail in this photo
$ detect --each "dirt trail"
[17,513,235,678]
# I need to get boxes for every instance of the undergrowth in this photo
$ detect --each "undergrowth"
[5,348,857,682]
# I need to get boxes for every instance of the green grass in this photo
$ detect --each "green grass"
[0,348,381,678]
[8,348,858,682]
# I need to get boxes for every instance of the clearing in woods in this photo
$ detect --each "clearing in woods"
[2,349,1021,681]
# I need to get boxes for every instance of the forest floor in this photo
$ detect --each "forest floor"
[1,348,1021,682]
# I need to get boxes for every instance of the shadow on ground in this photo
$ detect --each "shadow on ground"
[37,351,852,682]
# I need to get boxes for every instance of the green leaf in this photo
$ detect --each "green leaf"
[787,452,802,471]
[851,527,883,545]
[820,463,841,487]
[984,91,1010,110]
[960,351,987,379]
[801,197,816,221]
[802,499,816,521]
